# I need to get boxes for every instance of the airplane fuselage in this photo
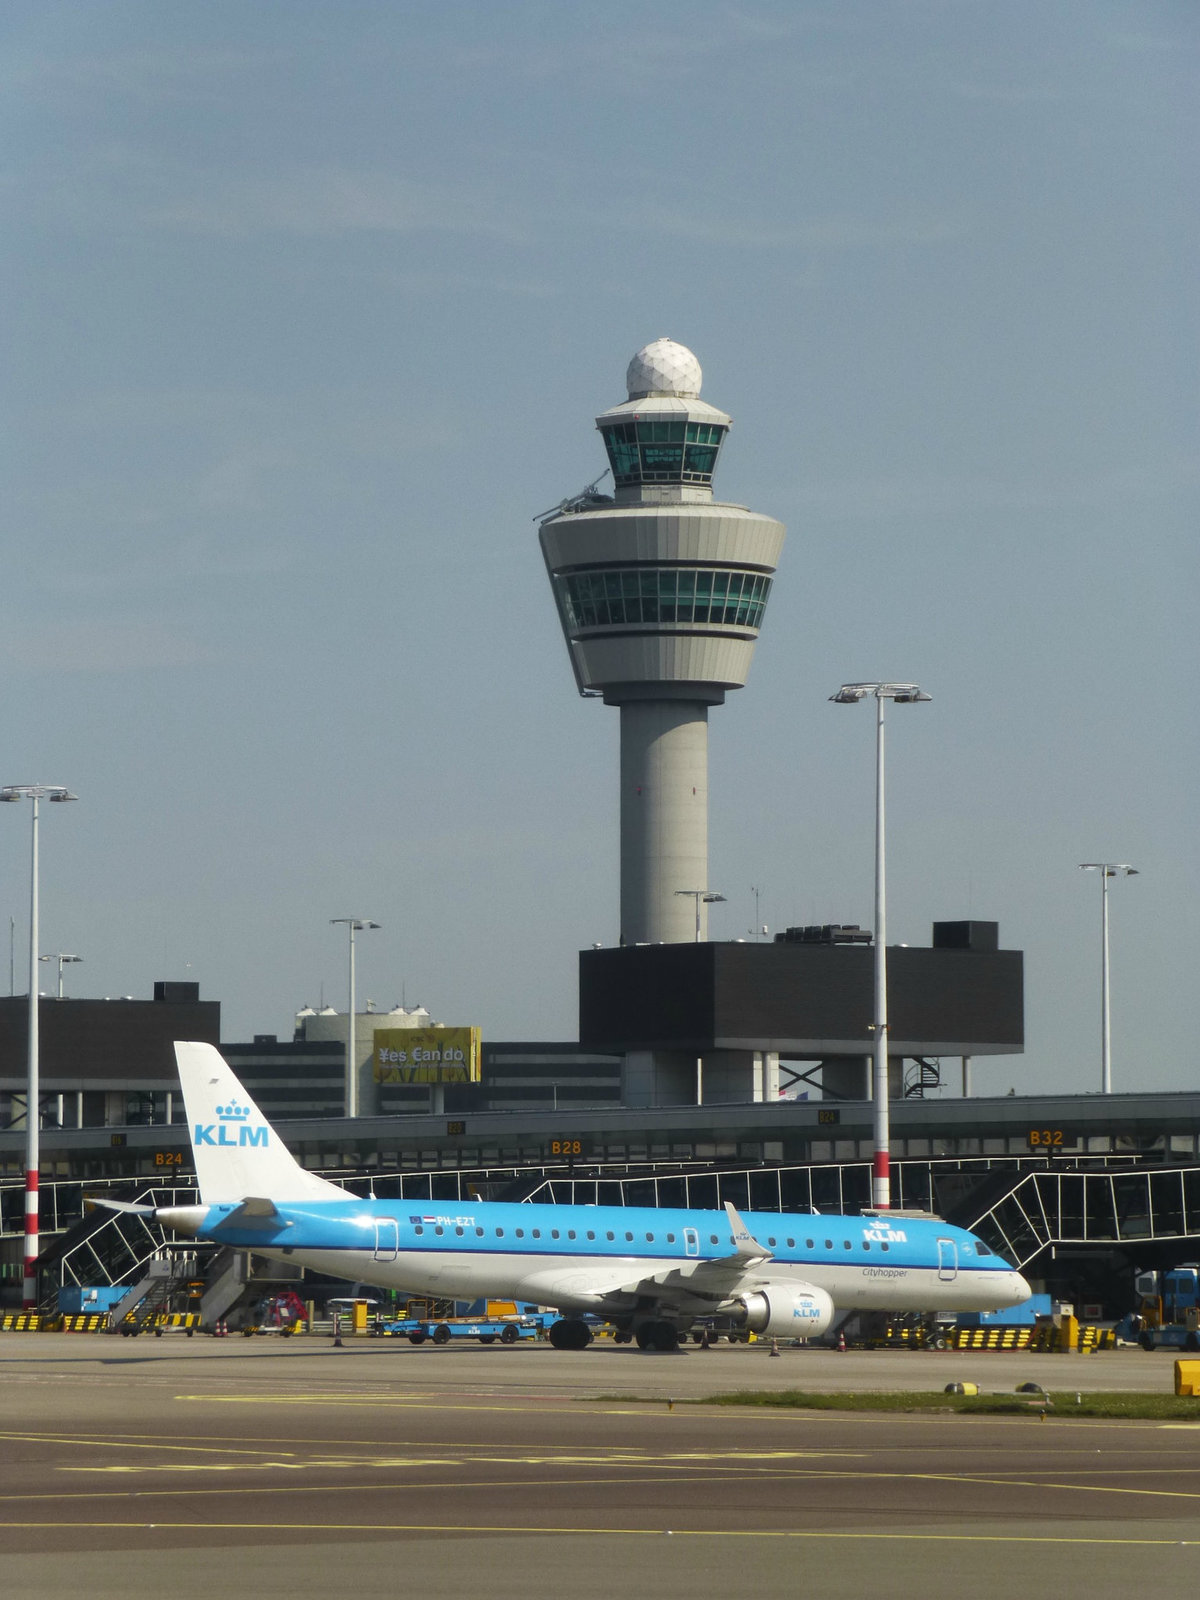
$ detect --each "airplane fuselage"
[170,1196,1027,1318]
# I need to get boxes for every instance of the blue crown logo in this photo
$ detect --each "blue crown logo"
[215,1100,250,1122]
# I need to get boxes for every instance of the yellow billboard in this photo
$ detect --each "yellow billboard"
[373,1026,481,1085]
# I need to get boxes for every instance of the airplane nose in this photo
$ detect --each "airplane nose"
[1009,1270,1032,1303]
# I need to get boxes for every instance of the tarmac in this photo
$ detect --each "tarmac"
[1,1333,1197,1598]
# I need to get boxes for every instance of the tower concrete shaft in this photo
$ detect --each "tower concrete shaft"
[620,700,708,944]
[540,339,784,948]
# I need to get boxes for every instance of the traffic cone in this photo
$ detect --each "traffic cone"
[769,1338,780,1358]
[837,1329,846,1352]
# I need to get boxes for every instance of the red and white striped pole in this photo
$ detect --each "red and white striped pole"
[871,691,890,1212]
[829,685,930,1215]
[1,784,77,1311]
[23,791,41,1309]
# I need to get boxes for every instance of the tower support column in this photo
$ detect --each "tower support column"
[618,699,709,945]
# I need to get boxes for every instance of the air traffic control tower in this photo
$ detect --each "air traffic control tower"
[540,339,785,948]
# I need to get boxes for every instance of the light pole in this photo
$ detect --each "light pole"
[330,918,380,1118]
[1,784,78,1308]
[830,683,930,1211]
[674,888,726,942]
[39,952,82,999]
[1078,863,1138,1094]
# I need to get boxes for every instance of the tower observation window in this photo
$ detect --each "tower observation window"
[600,421,726,486]
[561,568,772,630]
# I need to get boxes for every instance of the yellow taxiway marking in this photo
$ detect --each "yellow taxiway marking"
[0,1431,300,1460]
[47,1466,1200,1505]
[59,1449,856,1475]
[0,1520,1195,1546]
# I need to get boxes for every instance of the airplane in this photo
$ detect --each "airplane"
[104,1042,1031,1350]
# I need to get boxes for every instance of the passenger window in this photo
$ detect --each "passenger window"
[666,1233,675,1243]
[567,1230,576,1239]
[606,1231,615,1241]
[515,1228,524,1238]
[532,1229,541,1238]
[435,1226,444,1236]
[710,1234,718,1244]
[587,1230,595,1240]
[455,1226,464,1236]
[806,1238,814,1249]
[476,1227,484,1236]
[496,1228,504,1237]
[881,1242,889,1252]
[645,1233,654,1242]
[787,1238,796,1248]
[825,1240,833,1249]
[625,1231,634,1242]
[414,1226,424,1236]
[767,1237,777,1247]
[551,1229,560,1239]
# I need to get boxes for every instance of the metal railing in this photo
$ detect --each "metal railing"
[964,1166,1200,1268]
[8,1157,1200,1287]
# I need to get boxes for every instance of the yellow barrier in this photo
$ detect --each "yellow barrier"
[1079,1325,1116,1353]
[1174,1360,1200,1397]
[951,1327,1032,1351]
[0,1313,40,1331]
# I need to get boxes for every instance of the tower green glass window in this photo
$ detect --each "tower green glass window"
[561,568,772,630]
[600,421,727,486]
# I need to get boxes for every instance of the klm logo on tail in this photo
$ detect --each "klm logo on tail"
[194,1098,269,1149]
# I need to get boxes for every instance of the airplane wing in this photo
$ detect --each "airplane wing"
[87,1197,157,1217]
[612,1202,773,1300]
[513,1203,774,1313]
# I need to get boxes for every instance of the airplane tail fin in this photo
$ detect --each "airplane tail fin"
[175,1041,348,1207]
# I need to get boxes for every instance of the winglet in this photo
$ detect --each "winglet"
[724,1201,773,1261]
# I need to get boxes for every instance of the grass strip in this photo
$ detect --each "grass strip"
[689,1389,1200,1420]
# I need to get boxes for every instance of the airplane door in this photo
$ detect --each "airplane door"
[937,1238,958,1282]
[683,1228,700,1258]
[374,1219,399,1261]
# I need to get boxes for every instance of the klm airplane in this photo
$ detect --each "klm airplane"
[119,1043,1030,1350]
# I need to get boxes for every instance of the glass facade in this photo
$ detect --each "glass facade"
[600,420,726,486]
[562,567,771,630]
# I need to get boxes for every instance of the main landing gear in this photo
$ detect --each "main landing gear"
[548,1318,593,1350]
[635,1320,681,1351]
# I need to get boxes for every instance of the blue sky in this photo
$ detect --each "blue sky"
[2,1,1195,1097]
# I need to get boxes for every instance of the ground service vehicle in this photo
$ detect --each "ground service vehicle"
[1122,1265,1200,1351]
[376,1312,550,1344]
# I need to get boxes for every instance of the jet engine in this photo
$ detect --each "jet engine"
[726,1282,835,1339]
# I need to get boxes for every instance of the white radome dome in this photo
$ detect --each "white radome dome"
[626,338,702,400]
